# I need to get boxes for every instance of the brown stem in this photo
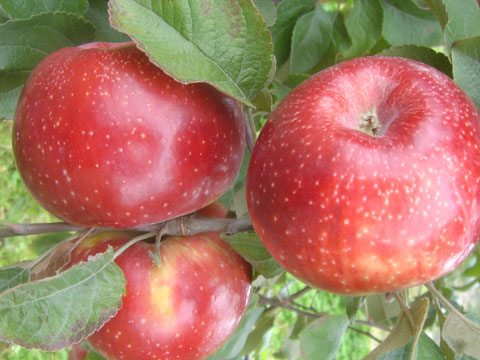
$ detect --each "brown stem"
[257,293,327,319]
[0,215,254,239]
[355,320,392,333]
[348,326,382,343]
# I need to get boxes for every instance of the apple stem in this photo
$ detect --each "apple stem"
[113,232,157,260]
[358,110,382,137]
[392,291,416,333]
[425,282,480,333]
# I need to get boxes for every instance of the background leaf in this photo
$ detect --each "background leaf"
[443,0,480,52]
[253,0,277,26]
[208,305,265,359]
[0,12,95,120]
[84,0,131,42]
[380,0,443,47]
[378,332,444,360]
[378,44,452,77]
[299,314,349,360]
[0,266,29,293]
[290,5,332,73]
[344,0,383,57]
[0,248,126,350]
[222,232,283,279]
[342,296,364,324]
[451,36,480,110]
[0,0,89,19]
[365,298,430,359]
[109,0,274,106]
[442,313,480,359]
[423,0,448,30]
[268,0,316,67]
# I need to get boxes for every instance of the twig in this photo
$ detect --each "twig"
[355,319,392,333]
[0,221,86,238]
[257,293,327,319]
[348,326,382,343]
[425,282,480,333]
[0,215,254,239]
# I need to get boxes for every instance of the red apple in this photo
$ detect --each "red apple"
[69,203,252,360]
[13,42,245,228]
[247,56,480,295]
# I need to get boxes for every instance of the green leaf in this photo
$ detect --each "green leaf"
[378,332,444,360]
[222,232,283,279]
[342,296,364,324]
[239,311,276,356]
[207,307,264,359]
[0,12,95,120]
[290,6,332,73]
[378,45,453,78]
[380,0,443,47]
[331,11,352,54]
[442,313,480,359]
[0,0,89,19]
[423,0,448,30]
[253,0,277,26]
[0,248,126,350]
[219,149,251,209]
[366,293,401,324]
[414,333,445,360]
[452,36,480,110]
[86,351,107,360]
[84,0,131,42]
[0,266,29,294]
[268,0,316,67]
[299,314,349,360]
[31,232,73,255]
[443,0,480,52]
[109,0,274,107]
[344,0,383,57]
[365,298,430,360]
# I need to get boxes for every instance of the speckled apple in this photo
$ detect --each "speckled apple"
[69,203,252,360]
[247,56,480,295]
[13,42,245,228]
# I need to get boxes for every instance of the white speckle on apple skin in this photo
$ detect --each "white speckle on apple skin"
[247,56,480,295]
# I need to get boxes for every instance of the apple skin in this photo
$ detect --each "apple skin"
[13,42,245,228]
[69,203,252,360]
[247,56,480,295]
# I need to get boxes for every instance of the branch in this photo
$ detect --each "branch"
[0,221,85,238]
[0,214,254,239]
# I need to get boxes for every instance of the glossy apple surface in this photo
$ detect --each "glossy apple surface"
[247,56,480,295]
[70,203,252,360]
[13,42,245,228]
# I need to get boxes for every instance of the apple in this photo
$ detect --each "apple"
[68,343,88,360]
[247,56,480,295]
[69,202,252,360]
[13,42,245,228]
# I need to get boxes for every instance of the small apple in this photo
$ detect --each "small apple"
[247,56,480,295]
[13,42,245,228]
[69,202,252,360]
